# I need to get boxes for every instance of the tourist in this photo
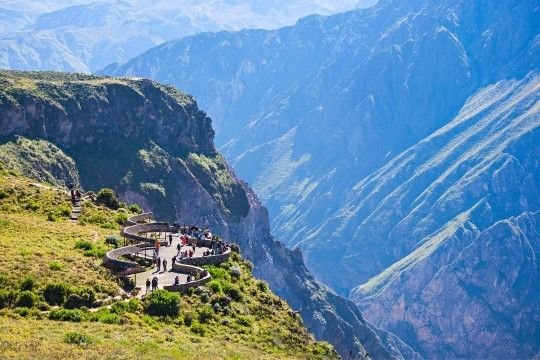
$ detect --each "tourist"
[172,256,176,266]
[163,258,167,271]
[174,276,179,285]
[169,234,173,246]
[157,257,161,271]
[187,274,192,283]
[176,242,181,254]
[145,278,151,294]
[151,277,158,291]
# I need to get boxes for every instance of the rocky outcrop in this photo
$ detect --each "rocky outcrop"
[0,136,79,187]
[0,70,416,359]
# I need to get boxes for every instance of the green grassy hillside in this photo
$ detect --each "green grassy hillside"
[0,167,336,359]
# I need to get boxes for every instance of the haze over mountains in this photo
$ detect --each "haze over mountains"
[1,0,538,358]
[103,0,539,358]
[0,0,373,72]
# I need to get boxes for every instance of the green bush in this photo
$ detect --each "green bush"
[0,289,18,308]
[190,323,205,336]
[225,286,243,302]
[115,213,128,225]
[144,290,181,317]
[129,204,142,214]
[256,280,268,292]
[96,188,120,210]
[65,287,96,309]
[74,240,93,251]
[83,247,106,257]
[98,312,120,324]
[19,277,37,291]
[99,222,117,229]
[49,308,87,322]
[57,204,71,217]
[105,235,120,248]
[183,313,193,326]
[47,212,57,222]
[198,305,214,324]
[236,315,252,327]
[207,280,222,294]
[43,282,70,306]
[111,299,140,314]
[15,291,37,308]
[64,331,93,345]
[49,261,63,271]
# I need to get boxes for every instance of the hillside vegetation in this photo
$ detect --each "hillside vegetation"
[0,167,335,359]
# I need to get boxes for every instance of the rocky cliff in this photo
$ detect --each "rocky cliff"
[0,70,417,359]
[102,0,539,292]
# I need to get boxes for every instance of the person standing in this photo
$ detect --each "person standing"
[145,278,151,294]
[169,234,173,247]
[157,257,161,272]
[163,258,167,272]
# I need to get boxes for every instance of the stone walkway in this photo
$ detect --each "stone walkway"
[70,197,81,222]
[128,232,214,296]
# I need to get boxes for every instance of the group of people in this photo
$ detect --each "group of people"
[143,224,229,294]
[145,276,159,293]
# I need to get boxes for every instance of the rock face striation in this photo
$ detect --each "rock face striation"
[0,70,418,359]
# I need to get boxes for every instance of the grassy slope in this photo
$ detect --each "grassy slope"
[0,169,335,359]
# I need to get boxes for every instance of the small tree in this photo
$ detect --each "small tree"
[43,282,70,306]
[144,290,181,317]
[96,188,120,210]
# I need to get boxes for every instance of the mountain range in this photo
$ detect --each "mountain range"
[0,0,372,73]
[103,0,539,358]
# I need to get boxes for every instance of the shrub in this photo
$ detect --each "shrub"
[190,323,205,336]
[65,287,96,309]
[47,212,57,222]
[198,305,214,324]
[43,282,70,306]
[256,280,268,292]
[98,312,120,324]
[236,315,252,327]
[15,291,37,308]
[225,286,243,302]
[49,308,86,322]
[64,332,93,345]
[115,213,128,225]
[24,201,39,211]
[0,289,18,308]
[183,313,193,326]
[105,235,120,248]
[19,277,37,291]
[49,261,63,271]
[111,299,140,314]
[0,190,7,199]
[207,280,222,294]
[14,307,30,317]
[57,204,71,217]
[129,204,142,214]
[96,188,120,210]
[99,222,117,229]
[144,290,181,317]
[83,247,106,257]
[74,240,93,251]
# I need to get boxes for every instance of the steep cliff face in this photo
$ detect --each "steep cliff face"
[103,1,539,279]
[0,70,416,359]
[343,75,540,359]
